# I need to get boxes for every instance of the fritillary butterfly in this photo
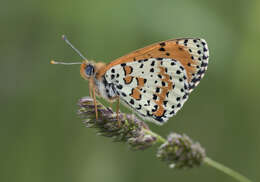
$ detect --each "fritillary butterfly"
[51,35,209,125]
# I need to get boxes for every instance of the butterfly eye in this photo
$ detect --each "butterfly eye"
[85,65,94,76]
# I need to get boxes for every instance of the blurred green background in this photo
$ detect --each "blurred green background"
[1,0,259,181]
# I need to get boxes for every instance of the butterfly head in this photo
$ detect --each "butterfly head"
[51,35,98,80]
[80,60,95,80]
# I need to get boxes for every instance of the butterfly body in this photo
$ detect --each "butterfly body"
[54,37,209,125]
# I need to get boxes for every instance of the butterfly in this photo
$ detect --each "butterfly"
[51,35,209,125]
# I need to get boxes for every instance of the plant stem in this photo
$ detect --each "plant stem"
[144,129,166,144]
[79,97,252,182]
[204,157,252,182]
[144,129,252,182]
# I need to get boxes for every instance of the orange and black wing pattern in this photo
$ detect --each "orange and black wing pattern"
[100,38,209,124]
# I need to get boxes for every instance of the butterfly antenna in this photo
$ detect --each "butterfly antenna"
[62,34,87,60]
[50,60,82,65]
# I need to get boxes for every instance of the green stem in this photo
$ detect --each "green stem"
[80,98,252,182]
[144,129,166,144]
[204,157,252,182]
[144,129,252,182]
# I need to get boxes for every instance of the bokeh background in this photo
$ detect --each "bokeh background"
[1,0,259,181]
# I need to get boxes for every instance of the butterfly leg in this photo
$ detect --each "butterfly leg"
[91,81,98,120]
[89,81,93,98]
[109,102,113,110]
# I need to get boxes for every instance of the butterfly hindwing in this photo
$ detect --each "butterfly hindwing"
[104,58,190,125]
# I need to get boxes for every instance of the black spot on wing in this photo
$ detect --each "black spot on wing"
[151,105,158,112]
[159,47,165,51]
[160,42,166,46]
[130,99,135,105]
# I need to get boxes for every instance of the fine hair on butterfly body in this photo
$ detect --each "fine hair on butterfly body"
[51,35,209,125]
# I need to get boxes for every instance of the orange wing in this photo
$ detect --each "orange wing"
[97,38,209,93]
[97,39,199,81]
